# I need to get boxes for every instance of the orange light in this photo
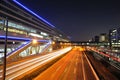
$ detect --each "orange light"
[32,39,37,44]
[79,47,84,51]
[52,41,55,44]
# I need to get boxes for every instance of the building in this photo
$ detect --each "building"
[99,33,108,42]
[94,36,99,42]
[0,0,70,59]
[109,28,120,48]
[0,0,69,42]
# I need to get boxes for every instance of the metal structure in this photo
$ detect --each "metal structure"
[0,0,70,79]
[0,0,69,41]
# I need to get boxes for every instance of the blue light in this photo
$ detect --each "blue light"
[0,36,50,42]
[12,0,55,28]
[0,36,31,41]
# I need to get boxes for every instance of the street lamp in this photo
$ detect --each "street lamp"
[52,41,55,45]
[32,39,37,44]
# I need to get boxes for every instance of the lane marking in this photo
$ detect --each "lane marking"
[55,66,62,72]
[74,68,76,74]
[84,52,100,80]
[81,52,86,80]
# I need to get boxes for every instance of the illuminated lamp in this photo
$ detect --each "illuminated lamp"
[32,39,37,44]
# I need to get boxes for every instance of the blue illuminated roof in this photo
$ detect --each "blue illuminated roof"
[12,0,55,28]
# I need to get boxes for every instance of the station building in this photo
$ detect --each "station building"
[0,0,70,59]
[0,0,69,41]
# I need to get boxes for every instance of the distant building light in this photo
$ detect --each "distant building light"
[112,29,117,32]
[112,43,115,44]
[87,43,89,45]
[13,0,55,28]
[89,39,92,42]
[59,34,62,37]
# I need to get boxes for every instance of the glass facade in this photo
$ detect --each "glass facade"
[0,19,4,30]
[0,18,50,39]
[8,21,36,33]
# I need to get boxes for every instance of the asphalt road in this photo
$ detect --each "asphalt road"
[34,47,99,80]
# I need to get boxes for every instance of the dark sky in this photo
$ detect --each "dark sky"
[18,0,120,41]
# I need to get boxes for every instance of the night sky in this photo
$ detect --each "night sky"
[18,0,120,41]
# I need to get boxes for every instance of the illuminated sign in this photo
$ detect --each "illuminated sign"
[4,28,27,35]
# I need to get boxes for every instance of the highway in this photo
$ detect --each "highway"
[34,47,99,80]
[0,47,72,80]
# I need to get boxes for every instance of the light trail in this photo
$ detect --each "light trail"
[0,47,72,79]
[81,52,86,80]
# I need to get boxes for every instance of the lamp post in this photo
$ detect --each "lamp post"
[3,18,8,80]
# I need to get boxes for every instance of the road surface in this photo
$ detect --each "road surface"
[34,47,99,80]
